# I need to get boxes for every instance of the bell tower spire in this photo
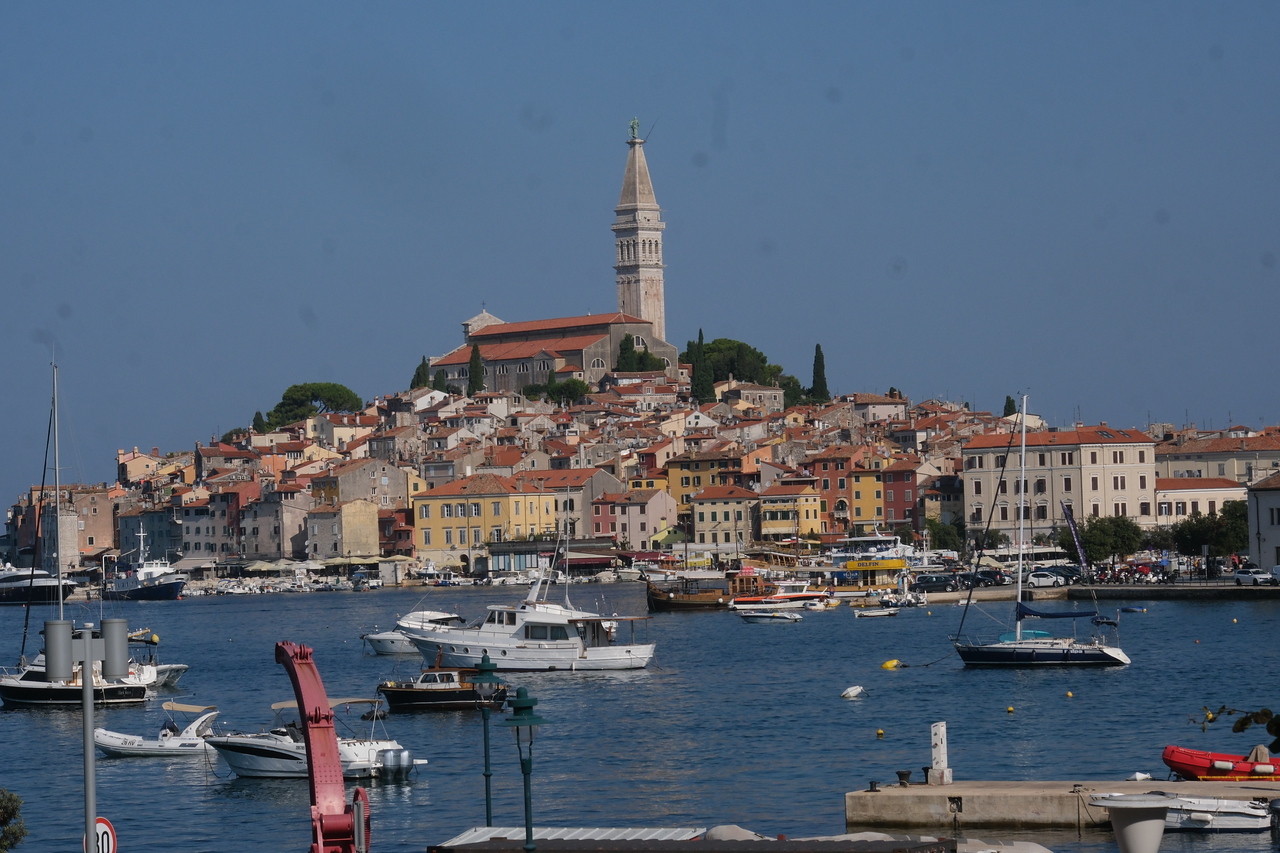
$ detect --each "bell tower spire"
[613,118,666,341]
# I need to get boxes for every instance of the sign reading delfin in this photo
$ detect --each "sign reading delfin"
[844,557,908,571]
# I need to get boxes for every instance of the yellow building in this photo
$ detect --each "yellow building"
[849,462,885,534]
[758,484,822,540]
[410,473,558,571]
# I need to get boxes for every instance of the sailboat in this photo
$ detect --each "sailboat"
[0,363,158,706]
[952,396,1130,667]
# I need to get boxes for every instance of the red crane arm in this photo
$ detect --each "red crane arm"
[275,641,372,853]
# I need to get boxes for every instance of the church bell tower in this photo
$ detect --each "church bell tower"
[613,119,666,341]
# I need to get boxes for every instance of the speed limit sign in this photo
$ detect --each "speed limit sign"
[84,816,117,853]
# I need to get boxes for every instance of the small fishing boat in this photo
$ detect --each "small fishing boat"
[738,610,802,623]
[378,667,508,712]
[94,702,219,757]
[854,608,899,618]
[1162,744,1280,781]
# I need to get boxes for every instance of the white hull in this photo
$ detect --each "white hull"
[1163,796,1269,831]
[362,630,419,655]
[414,635,654,671]
[209,731,409,779]
[94,710,219,757]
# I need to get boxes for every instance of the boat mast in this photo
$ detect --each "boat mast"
[52,361,64,622]
[1015,394,1027,642]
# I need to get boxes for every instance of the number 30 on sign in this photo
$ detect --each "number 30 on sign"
[84,816,117,853]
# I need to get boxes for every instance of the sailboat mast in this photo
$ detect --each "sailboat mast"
[52,362,64,622]
[1015,394,1027,642]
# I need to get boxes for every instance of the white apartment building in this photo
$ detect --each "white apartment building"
[1247,473,1280,568]
[961,425,1158,545]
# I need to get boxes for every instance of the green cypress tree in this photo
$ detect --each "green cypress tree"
[466,344,484,396]
[411,356,432,389]
[432,369,449,392]
[1003,396,1018,417]
[691,329,715,403]
[616,334,639,372]
[251,411,268,434]
[809,344,830,402]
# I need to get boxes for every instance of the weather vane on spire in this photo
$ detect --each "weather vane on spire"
[629,117,640,140]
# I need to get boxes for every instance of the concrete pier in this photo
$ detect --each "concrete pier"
[845,779,1280,830]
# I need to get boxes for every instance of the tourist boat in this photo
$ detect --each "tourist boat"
[738,610,802,623]
[377,667,509,712]
[1161,744,1280,781]
[0,565,77,606]
[103,527,187,601]
[207,699,417,779]
[727,579,830,611]
[645,573,762,612]
[361,609,465,655]
[0,651,156,707]
[952,397,1129,667]
[407,563,654,671]
[94,702,219,757]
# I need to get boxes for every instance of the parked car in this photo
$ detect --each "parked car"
[953,572,981,589]
[1045,567,1081,585]
[975,570,1014,586]
[1235,566,1275,586]
[1023,570,1063,588]
[909,574,959,593]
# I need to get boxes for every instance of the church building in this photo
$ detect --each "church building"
[430,122,678,395]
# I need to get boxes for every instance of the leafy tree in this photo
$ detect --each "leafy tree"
[265,383,363,429]
[1055,515,1143,565]
[972,529,1010,551]
[432,369,449,393]
[251,411,268,434]
[1142,526,1176,553]
[926,518,964,553]
[220,428,248,443]
[0,789,27,852]
[1171,501,1249,559]
[1003,396,1018,417]
[548,378,591,406]
[809,344,830,402]
[410,356,432,390]
[616,334,640,372]
[778,374,805,409]
[466,344,484,396]
[1192,705,1280,752]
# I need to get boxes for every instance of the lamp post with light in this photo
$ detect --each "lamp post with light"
[498,687,549,853]
[471,652,504,827]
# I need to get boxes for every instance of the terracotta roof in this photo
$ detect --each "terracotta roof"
[1156,435,1280,455]
[760,484,816,497]
[964,426,1152,449]
[469,312,647,337]
[1155,477,1246,492]
[1251,472,1280,491]
[434,336,607,367]
[690,486,758,501]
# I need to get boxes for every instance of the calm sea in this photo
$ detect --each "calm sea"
[1,584,1277,853]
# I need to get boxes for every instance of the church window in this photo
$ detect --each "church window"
[634,336,647,349]
[591,358,606,369]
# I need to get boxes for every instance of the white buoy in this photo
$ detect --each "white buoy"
[1126,772,1153,781]
[841,685,866,699]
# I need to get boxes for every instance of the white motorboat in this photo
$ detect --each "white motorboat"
[0,565,77,606]
[95,702,219,757]
[854,607,900,618]
[207,698,419,779]
[361,609,466,655]
[408,566,654,672]
[739,610,802,623]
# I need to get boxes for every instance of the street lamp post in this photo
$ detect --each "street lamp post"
[471,653,504,827]
[497,686,549,853]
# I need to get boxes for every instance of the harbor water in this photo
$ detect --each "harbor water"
[1,584,1277,852]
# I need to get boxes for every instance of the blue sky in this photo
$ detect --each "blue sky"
[2,2,1277,499]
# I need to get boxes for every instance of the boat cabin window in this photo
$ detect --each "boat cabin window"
[525,625,570,641]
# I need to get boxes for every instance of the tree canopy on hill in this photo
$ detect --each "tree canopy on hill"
[616,334,665,372]
[264,383,363,430]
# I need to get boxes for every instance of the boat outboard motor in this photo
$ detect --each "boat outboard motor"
[1268,799,1280,836]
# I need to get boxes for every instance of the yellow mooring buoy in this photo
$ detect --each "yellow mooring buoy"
[881,659,900,670]
[876,729,885,739]
[1006,706,1015,714]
